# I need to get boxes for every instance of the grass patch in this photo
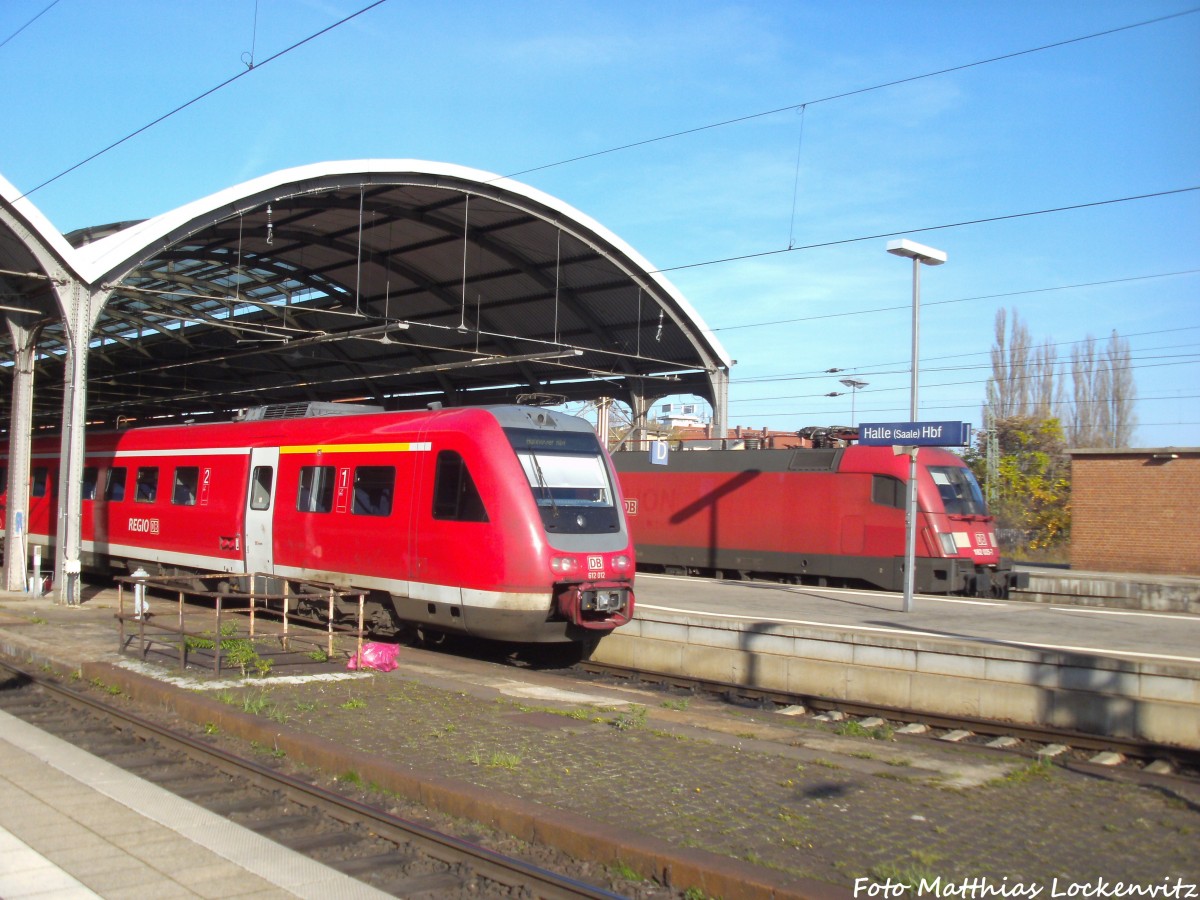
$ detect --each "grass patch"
[994,757,1055,785]
[340,697,367,710]
[661,697,690,711]
[610,704,648,731]
[836,720,895,740]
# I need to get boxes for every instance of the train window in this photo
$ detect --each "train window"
[871,474,905,509]
[81,467,98,501]
[249,466,273,511]
[106,467,127,501]
[352,466,395,517]
[0,467,7,493]
[515,449,613,509]
[297,465,336,513]
[172,466,199,506]
[31,467,49,497]
[135,467,159,503]
[928,466,988,516]
[432,451,488,522]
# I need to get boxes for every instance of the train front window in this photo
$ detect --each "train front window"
[516,450,612,509]
[928,466,988,516]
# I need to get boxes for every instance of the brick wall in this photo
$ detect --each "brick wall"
[1069,450,1200,576]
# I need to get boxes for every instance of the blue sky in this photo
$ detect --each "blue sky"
[3,1,1198,446]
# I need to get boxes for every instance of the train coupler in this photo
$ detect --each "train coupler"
[556,583,635,631]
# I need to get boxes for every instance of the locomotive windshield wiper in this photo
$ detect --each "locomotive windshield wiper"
[529,453,559,518]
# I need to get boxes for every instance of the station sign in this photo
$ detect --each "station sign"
[649,440,669,465]
[858,421,971,447]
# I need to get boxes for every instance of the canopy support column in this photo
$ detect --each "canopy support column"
[55,283,101,606]
[4,317,41,592]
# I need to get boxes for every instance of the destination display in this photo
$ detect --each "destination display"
[858,421,971,447]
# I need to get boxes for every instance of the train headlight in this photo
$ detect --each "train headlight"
[612,554,631,572]
[550,556,579,574]
[937,533,958,556]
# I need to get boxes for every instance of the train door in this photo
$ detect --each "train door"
[244,447,279,573]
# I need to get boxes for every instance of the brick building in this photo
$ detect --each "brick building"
[1068,448,1200,576]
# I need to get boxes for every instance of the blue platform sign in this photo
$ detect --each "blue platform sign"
[650,440,669,465]
[858,421,971,447]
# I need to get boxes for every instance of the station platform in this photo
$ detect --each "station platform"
[0,704,390,898]
[600,573,1200,748]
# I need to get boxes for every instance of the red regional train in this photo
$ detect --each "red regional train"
[612,442,1025,597]
[2,405,635,643]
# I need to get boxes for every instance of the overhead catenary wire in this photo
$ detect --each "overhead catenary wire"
[12,0,390,202]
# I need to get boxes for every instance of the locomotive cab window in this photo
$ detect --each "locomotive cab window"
[433,451,488,522]
[135,466,159,503]
[249,466,273,511]
[929,466,988,516]
[106,467,127,502]
[172,466,199,506]
[297,465,335,513]
[352,466,395,517]
[81,467,98,501]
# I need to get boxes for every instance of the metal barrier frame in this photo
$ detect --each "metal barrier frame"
[115,572,366,676]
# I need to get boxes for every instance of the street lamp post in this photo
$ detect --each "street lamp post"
[885,239,947,613]
[839,377,868,424]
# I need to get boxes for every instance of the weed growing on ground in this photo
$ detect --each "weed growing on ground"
[307,648,329,663]
[869,851,943,889]
[661,697,690,711]
[89,677,121,696]
[610,704,648,730]
[337,770,363,786]
[836,720,895,740]
[340,697,367,710]
[240,691,273,715]
[610,860,642,882]
[994,757,1055,785]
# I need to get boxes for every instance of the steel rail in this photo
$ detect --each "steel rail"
[0,657,625,900]
[575,659,1200,774]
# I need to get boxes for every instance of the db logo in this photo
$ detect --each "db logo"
[129,518,160,535]
[975,532,987,545]
[623,498,638,515]
[588,556,603,570]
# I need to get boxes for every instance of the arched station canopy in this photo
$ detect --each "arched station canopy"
[2,160,732,432]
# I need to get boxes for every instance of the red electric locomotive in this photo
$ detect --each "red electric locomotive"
[5,405,635,643]
[612,443,1024,597]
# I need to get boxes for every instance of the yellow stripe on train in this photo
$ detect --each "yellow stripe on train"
[279,442,432,455]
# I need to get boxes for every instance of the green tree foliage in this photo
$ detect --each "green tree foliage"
[966,415,1070,554]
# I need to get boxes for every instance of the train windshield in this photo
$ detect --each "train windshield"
[928,465,988,516]
[516,451,613,508]
[506,427,615,509]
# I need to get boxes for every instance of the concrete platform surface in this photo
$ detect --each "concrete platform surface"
[0,708,392,899]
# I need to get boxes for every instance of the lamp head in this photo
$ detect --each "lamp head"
[886,239,947,265]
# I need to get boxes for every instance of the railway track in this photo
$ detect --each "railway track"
[0,658,641,900]
[572,659,1200,784]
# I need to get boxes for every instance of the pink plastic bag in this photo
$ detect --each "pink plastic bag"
[347,641,400,673]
